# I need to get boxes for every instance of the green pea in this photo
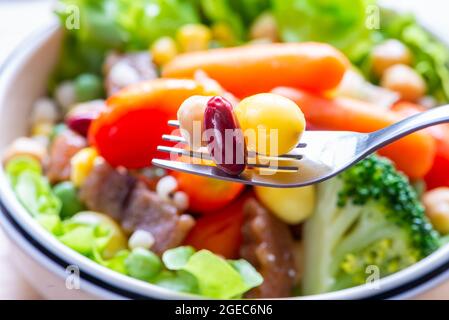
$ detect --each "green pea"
[53,181,86,218]
[125,248,162,282]
[74,73,103,102]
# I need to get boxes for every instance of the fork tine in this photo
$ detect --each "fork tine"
[162,134,304,161]
[157,146,212,160]
[255,153,303,161]
[167,120,307,147]
[168,120,180,128]
[248,164,299,172]
[162,134,186,143]
[157,145,299,172]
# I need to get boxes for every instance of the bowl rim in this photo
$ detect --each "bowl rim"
[1,21,449,300]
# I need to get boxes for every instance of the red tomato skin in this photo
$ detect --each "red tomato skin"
[88,79,210,169]
[184,195,248,259]
[426,150,449,190]
[90,108,170,168]
[174,171,245,214]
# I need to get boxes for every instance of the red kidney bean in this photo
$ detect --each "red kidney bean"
[204,96,246,175]
[66,114,96,137]
[65,100,106,137]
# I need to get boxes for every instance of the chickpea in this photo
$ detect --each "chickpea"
[3,137,47,165]
[380,64,427,102]
[151,37,178,66]
[177,24,212,52]
[372,39,412,76]
[249,12,279,42]
[255,185,315,224]
[177,95,212,150]
[423,188,449,235]
[194,70,224,96]
[235,93,306,156]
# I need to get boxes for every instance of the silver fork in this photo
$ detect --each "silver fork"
[152,105,449,188]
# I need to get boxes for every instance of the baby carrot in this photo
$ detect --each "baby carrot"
[272,87,436,179]
[163,43,349,98]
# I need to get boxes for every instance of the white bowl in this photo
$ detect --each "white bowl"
[1,22,449,300]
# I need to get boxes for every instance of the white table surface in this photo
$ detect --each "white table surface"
[0,0,448,300]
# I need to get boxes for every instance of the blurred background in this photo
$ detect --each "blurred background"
[0,0,447,300]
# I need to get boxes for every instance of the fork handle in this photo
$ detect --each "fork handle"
[367,105,449,150]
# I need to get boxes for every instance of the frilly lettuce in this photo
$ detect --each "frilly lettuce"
[58,218,112,257]
[198,0,270,42]
[5,156,62,234]
[162,247,263,298]
[54,0,200,79]
[379,10,449,102]
[272,0,375,60]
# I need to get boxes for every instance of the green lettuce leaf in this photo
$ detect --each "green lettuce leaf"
[6,156,62,234]
[54,0,199,80]
[160,247,262,298]
[227,0,271,26]
[153,270,199,294]
[272,0,375,60]
[379,10,449,102]
[228,259,263,291]
[58,216,112,257]
[200,0,245,41]
[162,246,195,270]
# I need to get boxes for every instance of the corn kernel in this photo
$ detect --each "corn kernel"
[31,122,54,137]
[151,37,178,66]
[70,147,98,187]
[177,24,212,52]
[212,23,236,46]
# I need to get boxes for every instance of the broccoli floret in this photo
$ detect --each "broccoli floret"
[302,155,440,295]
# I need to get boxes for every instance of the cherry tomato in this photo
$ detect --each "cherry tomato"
[89,79,214,169]
[393,102,449,189]
[173,171,245,214]
[184,195,248,259]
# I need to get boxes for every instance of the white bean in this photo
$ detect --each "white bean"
[31,98,60,125]
[55,81,77,111]
[128,229,155,250]
[108,62,140,88]
[156,175,178,201]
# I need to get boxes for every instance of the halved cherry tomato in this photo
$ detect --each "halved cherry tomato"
[88,79,216,169]
[173,171,245,214]
[393,102,449,190]
[184,194,249,259]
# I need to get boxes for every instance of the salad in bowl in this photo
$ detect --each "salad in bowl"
[2,0,449,299]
